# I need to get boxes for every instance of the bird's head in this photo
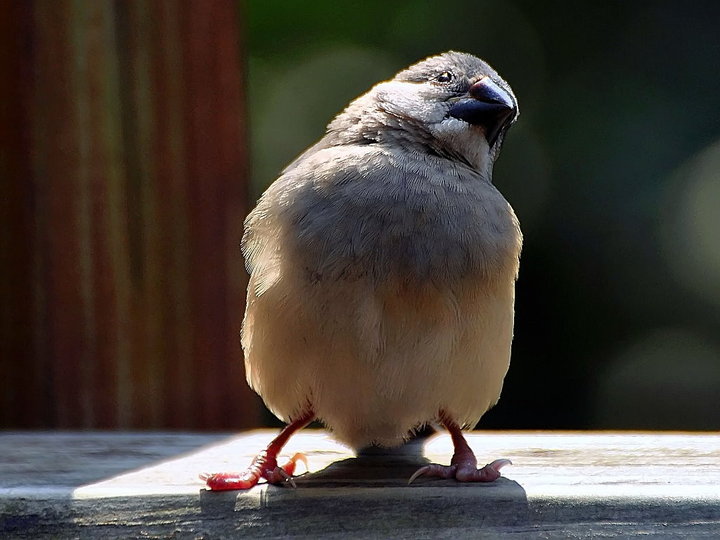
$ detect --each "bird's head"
[329,51,518,175]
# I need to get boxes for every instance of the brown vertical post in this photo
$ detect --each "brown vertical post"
[0,0,49,427]
[0,0,259,429]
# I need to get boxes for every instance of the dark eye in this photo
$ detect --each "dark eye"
[434,71,454,83]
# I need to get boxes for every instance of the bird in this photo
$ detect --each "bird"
[202,51,522,490]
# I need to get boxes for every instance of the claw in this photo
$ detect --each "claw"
[408,466,427,485]
[203,412,314,491]
[408,458,512,484]
[456,458,512,482]
[203,451,311,491]
[487,458,512,470]
[408,464,457,484]
[408,465,432,485]
[276,467,296,488]
[409,411,514,485]
[281,452,308,476]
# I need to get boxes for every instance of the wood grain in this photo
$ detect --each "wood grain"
[0,0,257,429]
[1,431,719,537]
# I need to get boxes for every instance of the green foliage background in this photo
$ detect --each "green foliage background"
[245,0,720,429]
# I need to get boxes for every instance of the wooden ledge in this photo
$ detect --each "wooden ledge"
[2,430,719,537]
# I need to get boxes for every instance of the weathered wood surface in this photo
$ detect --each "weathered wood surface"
[1,430,719,538]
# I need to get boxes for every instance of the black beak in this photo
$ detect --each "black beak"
[448,77,517,146]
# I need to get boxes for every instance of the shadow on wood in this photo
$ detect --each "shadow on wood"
[3,431,720,538]
[198,441,531,537]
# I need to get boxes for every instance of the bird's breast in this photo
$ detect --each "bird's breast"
[285,150,522,286]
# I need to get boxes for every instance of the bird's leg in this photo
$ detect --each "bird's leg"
[408,410,511,484]
[201,411,314,491]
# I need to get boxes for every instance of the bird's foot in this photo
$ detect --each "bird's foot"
[408,410,512,484]
[408,457,511,484]
[201,451,308,491]
[201,411,314,491]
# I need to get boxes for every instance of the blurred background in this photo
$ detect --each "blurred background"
[1,0,719,432]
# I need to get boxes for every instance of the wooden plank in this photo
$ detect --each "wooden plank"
[0,1,44,427]
[0,0,257,430]
[178,0,254,429]
[147,0,197,429]
[1,431,719,537]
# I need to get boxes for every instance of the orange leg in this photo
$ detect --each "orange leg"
[201,411,314,491]
[409,410,511,484]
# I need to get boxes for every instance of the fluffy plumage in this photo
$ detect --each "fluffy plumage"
[241,51,522,450]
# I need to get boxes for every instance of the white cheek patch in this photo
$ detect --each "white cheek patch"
[375,81,447,125]
[432,116,471,137]
[373,81,493,174]
[430,118,493,173]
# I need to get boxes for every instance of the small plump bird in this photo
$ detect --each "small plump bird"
[203,51,522,490]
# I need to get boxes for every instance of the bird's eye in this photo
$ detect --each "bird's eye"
[434,71,454,83]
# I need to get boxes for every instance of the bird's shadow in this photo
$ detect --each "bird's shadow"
[200,435,530,532]
[294,436,435,487]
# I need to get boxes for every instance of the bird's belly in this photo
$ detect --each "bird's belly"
[243,270,515,450]
[242,167,521,449]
